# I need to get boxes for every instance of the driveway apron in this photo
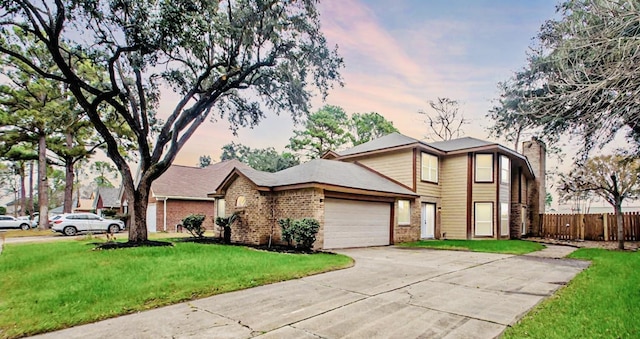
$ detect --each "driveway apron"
[31,246,589,339]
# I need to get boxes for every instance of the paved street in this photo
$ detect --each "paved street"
[31,245,588,338]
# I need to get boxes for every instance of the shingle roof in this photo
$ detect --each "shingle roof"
[96,187,121,208]
[427,137,497,152]
[338,132,418,156]
[339,133,500,155]
[152,159,249,199]
[236,159,416,196]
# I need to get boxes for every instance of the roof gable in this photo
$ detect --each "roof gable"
[427,137,496,152]
[338,132,418,156]
[95,187,121,208]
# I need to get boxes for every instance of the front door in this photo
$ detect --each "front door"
[421,203,436,239]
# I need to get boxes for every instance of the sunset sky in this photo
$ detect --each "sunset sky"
[169,0,560,167]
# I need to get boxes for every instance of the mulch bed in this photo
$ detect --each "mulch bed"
[92,236,329,254]
[93,240,174,250]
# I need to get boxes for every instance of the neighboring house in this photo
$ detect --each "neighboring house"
[140,159,248,233]
[213,132,546,249]
[93,187,121,217]
[50,196,93,214]
[4,199,22,216]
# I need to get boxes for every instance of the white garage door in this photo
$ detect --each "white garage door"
[324,198,391,249]
[146,203,157,233]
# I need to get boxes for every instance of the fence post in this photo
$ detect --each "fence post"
[579,214,585,240]
[602,213,608,241]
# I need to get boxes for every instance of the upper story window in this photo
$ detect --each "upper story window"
[475,154,493,182]
[501,155,510,184]
[398,200,411,225]
[236,196,246,208]
[421,153,438,183]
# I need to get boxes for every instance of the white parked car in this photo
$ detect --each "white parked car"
[0,215,33,230]
[50,213,125,236]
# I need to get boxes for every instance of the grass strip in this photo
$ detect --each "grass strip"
[399,239,545,255]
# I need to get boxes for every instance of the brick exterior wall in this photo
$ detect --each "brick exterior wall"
[223,175,326,247]
[394,197,421,243]
[510,203,526,239]
[156,200,215,233]
[273,189,324,248]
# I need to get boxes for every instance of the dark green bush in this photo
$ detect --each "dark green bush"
[101,209,117,218]
[293,218,320,250]
[278,217,320,250]
[182,214,207,238]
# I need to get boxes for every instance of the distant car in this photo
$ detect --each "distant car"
[0,216,33,230]
[50,213,125,236]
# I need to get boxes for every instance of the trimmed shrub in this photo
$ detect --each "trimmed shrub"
[182,214,207,238]
[278,217,320,250]
[293,218,320,250]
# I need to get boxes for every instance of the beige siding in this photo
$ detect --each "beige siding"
[440,154,468,239]
[355,150,414,188]
[415,151,442,198]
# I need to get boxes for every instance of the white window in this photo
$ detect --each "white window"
[501,156,510,184]
[398,200,410,225]
[421,153,438,183]
[236,196,246,208]
[474,202,493,236]
[217,199,226,218]
[500,203,509,236]
[475,154,493,182]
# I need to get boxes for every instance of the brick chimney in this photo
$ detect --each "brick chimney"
[522,137,546,235]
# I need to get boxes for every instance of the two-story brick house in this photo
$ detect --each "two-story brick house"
[213,133,545,249]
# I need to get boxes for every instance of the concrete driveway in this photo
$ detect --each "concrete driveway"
[32,246,588,339]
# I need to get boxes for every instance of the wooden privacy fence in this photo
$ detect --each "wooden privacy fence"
[539,212,640,241]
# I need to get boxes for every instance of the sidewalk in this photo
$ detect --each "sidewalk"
[525,244,578,259]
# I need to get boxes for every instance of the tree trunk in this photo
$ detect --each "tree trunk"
[19,162,26,216]
[63,131,74,213]
[37,133,49,229]
[28,161,34,217]
[615,202,624,250]
[63,158,74,213]
[126,180,150,243]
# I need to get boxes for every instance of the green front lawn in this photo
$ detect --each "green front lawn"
[399,239,545,255]
[0,240,352,338]
[504,248,640,338]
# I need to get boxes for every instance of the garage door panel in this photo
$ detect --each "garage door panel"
[324,199,390,249]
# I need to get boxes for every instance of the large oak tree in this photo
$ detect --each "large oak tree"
[0,0,343,242]
[490,0,640,157]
